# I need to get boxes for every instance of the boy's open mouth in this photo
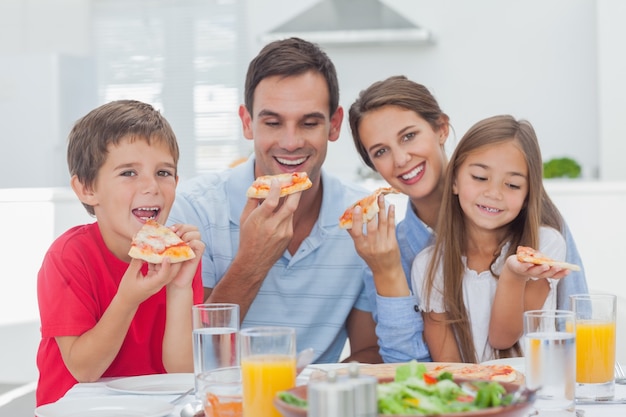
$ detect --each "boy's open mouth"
[132,207,160,221]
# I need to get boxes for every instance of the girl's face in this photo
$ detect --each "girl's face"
[453,140,528,233]
[357,105,448,201]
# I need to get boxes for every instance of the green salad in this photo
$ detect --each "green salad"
[277,360,516,415]
[378,360,512,415]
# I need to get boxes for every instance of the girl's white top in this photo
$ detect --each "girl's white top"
[412,226,565,362]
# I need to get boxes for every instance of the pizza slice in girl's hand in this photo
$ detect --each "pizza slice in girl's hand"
[246,172,312,199]
[516,246,581,271]
[128,219,196,264]
[339,187,399,229]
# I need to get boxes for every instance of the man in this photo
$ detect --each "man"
[169,37,381,364]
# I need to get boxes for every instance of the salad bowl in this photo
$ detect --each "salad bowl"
[273,378,536,417]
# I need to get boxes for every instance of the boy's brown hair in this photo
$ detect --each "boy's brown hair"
[67,100,179,215]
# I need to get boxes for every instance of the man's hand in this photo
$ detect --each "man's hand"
[238,179,302,271]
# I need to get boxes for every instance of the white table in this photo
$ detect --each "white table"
[50,367,626,417]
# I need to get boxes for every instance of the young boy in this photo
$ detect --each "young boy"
[36,100,205,406]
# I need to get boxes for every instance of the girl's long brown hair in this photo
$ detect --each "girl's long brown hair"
[423,115,563,362]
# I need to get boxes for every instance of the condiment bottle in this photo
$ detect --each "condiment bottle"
[307,370,355,417]
[346,361,378,417]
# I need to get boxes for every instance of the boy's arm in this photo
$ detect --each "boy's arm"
[162,225,205,372]
[56,258,178,382]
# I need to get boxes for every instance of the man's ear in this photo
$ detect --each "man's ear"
[239,104,254,141]
[328,106,344,143]
[70,175,98,206]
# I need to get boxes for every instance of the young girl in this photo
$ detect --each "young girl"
[346,76,587,362]
[413,115,571,363]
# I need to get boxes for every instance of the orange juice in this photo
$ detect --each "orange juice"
[204,392,242,417]
[241,354,296,417]
[576,320,616,383]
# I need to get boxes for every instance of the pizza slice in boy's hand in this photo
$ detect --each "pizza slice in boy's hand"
[246,172,312,199]
[129,219,196,264]
[339,187,399,229]
[516,246,581,271]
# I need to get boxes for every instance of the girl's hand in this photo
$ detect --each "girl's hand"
[505,254,571,281]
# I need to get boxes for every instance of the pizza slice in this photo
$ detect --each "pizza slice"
[339,187,399,229]
[516,246,581,271]
[246,172,312,199]
[128,219,196,264]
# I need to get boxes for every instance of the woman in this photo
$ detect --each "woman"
[345,76,588,362]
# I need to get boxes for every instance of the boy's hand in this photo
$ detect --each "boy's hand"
[118,258,179,306]
[167,223,205,289]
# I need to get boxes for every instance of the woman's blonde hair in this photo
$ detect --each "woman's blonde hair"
[423,114,563,362]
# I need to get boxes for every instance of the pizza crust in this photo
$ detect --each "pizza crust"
[339,187,399,229]
[516,246,581,271]
[129,220,196,264]
[246,172,312,199]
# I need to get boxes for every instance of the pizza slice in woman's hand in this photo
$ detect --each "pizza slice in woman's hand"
[516,246,581,271]
[339,187,399,229]
[129,219,196,264]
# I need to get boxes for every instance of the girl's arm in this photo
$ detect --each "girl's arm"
[423,312,462,362]
[489,257,568,349]
[489,260,542,349]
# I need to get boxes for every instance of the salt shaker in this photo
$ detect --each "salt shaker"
[307,370,356,417]
[346,362,378,417]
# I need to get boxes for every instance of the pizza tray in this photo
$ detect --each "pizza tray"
[310,361,525,385]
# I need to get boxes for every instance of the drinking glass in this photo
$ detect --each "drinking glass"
[192,303,240,399]
[198,366,242,417]
[570,293,617,400]
[524,309,576,413]
[240,326,296,417]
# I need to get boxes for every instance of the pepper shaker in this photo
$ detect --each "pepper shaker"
[307,370,356,417]
[346,362,378,417]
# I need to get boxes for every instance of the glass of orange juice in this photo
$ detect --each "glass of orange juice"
[198,366,242,417]
[571,293,617,400]
[240,327,296,417]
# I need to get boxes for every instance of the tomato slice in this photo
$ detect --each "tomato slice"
[423,373,438,385]
[456,394,475,403]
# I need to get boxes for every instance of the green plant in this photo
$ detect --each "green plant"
[543,157,581,179]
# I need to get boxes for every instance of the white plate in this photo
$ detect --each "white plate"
[481,357,526,374]
[106,373,194,395]
[35,396,174,417]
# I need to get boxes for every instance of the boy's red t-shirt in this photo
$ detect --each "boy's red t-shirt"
[36,222,204,406]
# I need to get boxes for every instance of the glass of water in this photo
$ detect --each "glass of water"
[192,303,240,399]
[523,309,576,413]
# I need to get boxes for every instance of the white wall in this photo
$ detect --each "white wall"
[245,0,610,182]
[0,188,92,383]
[2,0,626,187]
